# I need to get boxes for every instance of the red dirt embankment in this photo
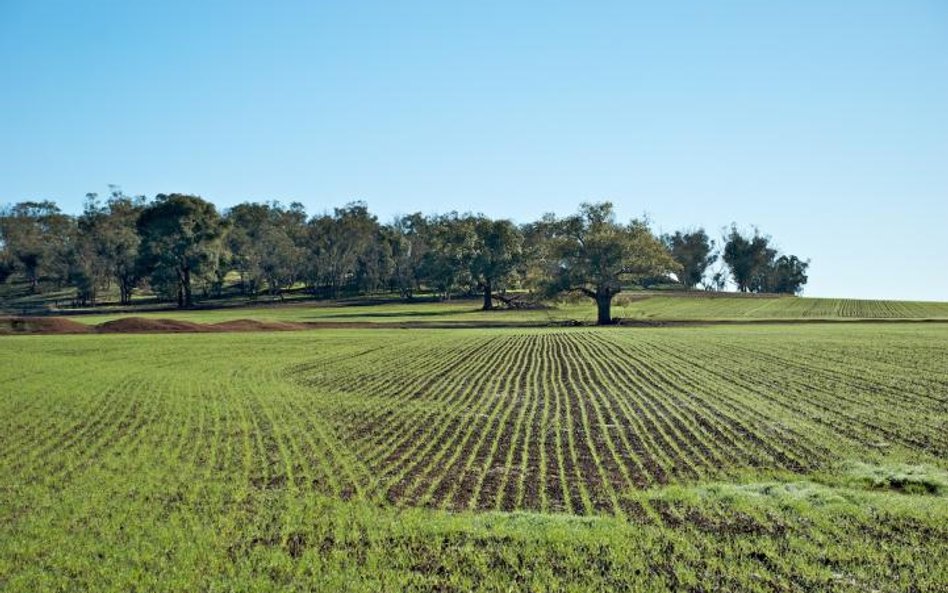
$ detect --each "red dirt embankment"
[95,317,212,333]
[0,316,91,334]
[211,319,308,332]
[95,317,330,333]
[4,314,944,336]
[0,316,380,335]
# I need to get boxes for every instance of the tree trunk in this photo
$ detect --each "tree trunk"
[596,293,614,325]
[182,267,192,307]
[482,279,492,310]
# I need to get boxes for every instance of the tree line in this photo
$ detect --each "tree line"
[0,190,809,324]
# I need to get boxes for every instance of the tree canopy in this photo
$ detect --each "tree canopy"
[542,202,680,324]
[468,216,523,310]
[722,226,808,295]
[137,194,226,308]
[0,201,72,293]
[662,229,717,289]
[0,192,811,314]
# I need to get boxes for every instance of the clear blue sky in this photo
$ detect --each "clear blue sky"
[1,1,946,300]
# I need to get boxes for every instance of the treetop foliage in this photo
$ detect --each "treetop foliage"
[722,225,809,295]
[662,229,717,289]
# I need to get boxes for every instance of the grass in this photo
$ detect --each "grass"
[4,276,948,323]
[843,462,948,495]
[613,293,948,320]
[2,323,946,591]
[4,293,946,328]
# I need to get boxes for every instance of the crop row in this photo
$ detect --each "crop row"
[619,295,948,319]
[3,325,945,523]
[286,326,947,515]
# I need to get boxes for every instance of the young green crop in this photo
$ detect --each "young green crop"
[1,324,946,591]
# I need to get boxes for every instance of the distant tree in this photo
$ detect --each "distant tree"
[354,229,394,294]
[722,226,810,294]
[722,226,776,293]
[766,255,809,294]
[226,203,267,295]
[261,203,307,297]
[0,201,73,292]
[419,213,476,300]
[518,213,558,292]
[386,213,430,299]
[101,189,146,305]
[305,202,379,298]
[227,201,307,298]
[469,216,523,309]
[707,264,728,292]
[542,202,679,325]
[137,194,225,308]
[202,236,231,299]
[662,229,717,289]
[66,188,145,306]
[69,195,109,305]
[0,249,14,284]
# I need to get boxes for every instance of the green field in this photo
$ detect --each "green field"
[2,323,946,591]
[13,293,948,327]
[614,294,948,320]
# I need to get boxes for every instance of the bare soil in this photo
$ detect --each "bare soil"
[0,316,91,334]
[2,314,944,336]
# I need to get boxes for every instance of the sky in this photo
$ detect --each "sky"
[1,1,946,300]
